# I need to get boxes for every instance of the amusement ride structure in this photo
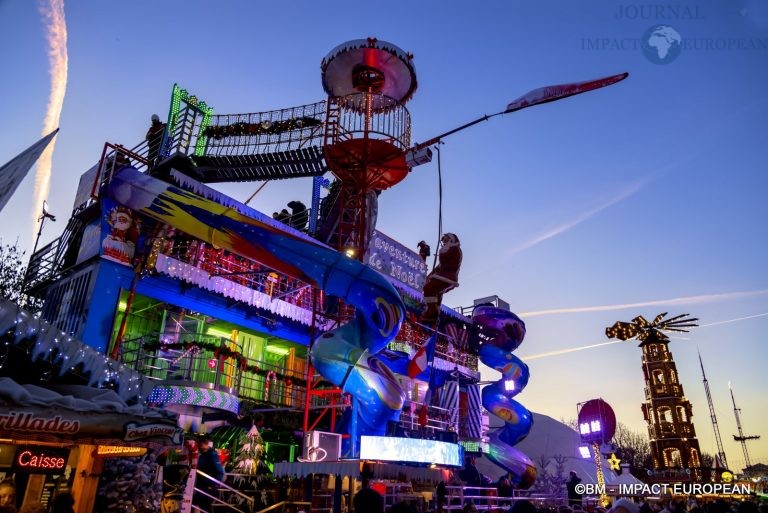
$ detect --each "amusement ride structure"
[729,382,760,477]
[9,37,631,511]
[698,351,729,472]
[606,313,704,481]
[576,398,617,507]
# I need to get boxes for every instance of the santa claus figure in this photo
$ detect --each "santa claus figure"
[421,233,462,326]
[102,205,140,264]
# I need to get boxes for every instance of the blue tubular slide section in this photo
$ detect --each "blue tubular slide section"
[473,306,537,488]
[106,168,406,448]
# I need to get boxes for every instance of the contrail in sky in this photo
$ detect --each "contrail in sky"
[524,340,624,360]
[506,177,650,256]
[520,289,768,317]
[32,0,68,240]
[699,312,768,327]
[522,312,768,360]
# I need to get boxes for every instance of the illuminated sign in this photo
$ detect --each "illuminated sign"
[0,411,80,434]
[123,422,184,444]
[359,435,462,467]
[365,230,428,290]
[577,398,616,444]
[579,420,602,435]
[95,446,148,458]
[12,446,70,474]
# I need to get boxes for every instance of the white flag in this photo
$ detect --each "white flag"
[0,129,59,213]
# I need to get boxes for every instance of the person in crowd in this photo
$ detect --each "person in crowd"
[566,471,582,506]
[610,499,639,513]
[497,474,513,502]
[51,493,75,513]
[388,502,417,513]
[194,436,225,512]
[0,481,15,512]
[463,502,478,513]
[509,499,537,513]
[287,200,309,231]
[146,113,166,165]
[436,480,447,513]
[353,487,384,513]
[737,503,759,513]
[660,500,681,513]
[459,455,483,487]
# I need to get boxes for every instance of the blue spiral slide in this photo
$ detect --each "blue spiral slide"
[106,167,406,451]
[473,306,537,488]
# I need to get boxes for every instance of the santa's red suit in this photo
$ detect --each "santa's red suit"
[421,233,462,326]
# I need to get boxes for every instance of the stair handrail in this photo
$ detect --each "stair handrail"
[195,469,255,513]
[254,500,312,513]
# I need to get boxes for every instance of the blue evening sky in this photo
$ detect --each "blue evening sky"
[1,1,766,469]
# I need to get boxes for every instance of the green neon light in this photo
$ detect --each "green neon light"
[166,83,183,150]
[459,440,489,453]
[166,83,214,156]
[194,101,214,156]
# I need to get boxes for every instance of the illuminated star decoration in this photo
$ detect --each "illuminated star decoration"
[605,312,698,344]
[607,453,621,471]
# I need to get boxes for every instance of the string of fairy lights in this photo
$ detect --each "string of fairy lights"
[203,116,322,140]
[0,300,145,401]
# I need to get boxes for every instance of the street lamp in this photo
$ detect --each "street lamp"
[32,200,56,256]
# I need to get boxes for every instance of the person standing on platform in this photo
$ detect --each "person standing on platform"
[287,200,309,231]
[195,437,225,512]
[146,113,166,166]
[566,471,583,506]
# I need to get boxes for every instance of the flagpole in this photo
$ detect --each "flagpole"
[411,72,628,152]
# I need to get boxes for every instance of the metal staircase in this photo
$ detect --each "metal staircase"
[24,210,88,297]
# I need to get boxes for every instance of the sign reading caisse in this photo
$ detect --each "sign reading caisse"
[13,446,70,474]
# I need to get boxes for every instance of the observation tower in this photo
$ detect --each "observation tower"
[317,38,418,256]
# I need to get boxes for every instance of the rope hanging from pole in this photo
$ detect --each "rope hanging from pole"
[432,143,444,270]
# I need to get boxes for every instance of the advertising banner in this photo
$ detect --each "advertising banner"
[0,405,183,448]
[100,198,142,266]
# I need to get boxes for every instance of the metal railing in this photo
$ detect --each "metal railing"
[330,93,411,150]
[120,334,322,410]
[194,469,255,513]
[149,238,320,312]
[443,485,503,512]
[201,101,328,156]
[398,402,454,434]
[254,501,312,513]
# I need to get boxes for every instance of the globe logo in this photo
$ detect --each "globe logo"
[641,25,682,64]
